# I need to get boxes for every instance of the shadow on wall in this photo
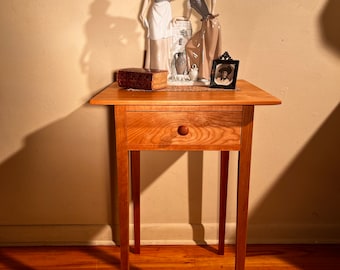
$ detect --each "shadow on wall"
[246,1,340,267]
[140,151,208,246]
[0,106,111,225]
[80,0,142,91]
[0,0,139,240]
[248,104,340,242]
[247,0,340,243]
[319,0,340,56]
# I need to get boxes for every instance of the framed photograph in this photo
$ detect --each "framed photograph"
[210,59,239,89]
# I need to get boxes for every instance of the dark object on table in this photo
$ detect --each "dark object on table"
[117,68,168,90]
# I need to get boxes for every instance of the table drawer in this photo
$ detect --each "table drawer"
[126,110,242,150]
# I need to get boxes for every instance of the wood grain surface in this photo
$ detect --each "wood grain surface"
[0,245,339,270]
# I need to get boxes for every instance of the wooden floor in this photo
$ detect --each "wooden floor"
[0,244,339,269]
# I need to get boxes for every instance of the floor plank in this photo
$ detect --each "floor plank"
[0,245,339,269]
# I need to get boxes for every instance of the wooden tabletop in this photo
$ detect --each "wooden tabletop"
[90,80,281,106]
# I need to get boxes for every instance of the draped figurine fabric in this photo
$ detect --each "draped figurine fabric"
[185,0,221,80]
[147,0,172,40]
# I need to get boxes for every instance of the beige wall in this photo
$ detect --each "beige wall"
[0,0,339,246]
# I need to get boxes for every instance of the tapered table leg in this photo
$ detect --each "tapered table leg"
[131,150,141,254]
[218,151,230,255]
[114,106,130,270]
[235,106,254,270]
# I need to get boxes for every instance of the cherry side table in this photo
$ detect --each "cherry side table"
[90,80,281,270]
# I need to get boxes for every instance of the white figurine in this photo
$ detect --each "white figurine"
[140,0,174,72]
[189,64,199,81]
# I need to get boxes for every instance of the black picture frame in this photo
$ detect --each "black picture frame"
[210,59,239,89]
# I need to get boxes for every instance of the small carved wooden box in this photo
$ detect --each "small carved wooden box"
[117,68,168,90]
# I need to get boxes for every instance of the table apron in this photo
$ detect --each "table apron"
[125,110,243,151]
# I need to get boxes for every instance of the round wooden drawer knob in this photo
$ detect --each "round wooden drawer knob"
[177,125,189,136]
